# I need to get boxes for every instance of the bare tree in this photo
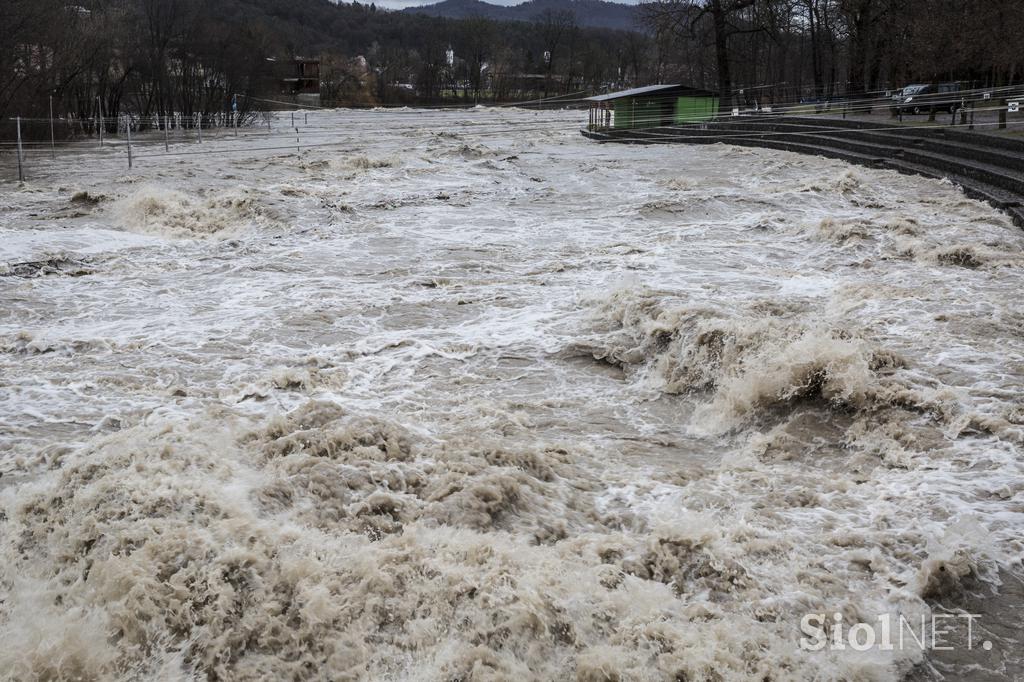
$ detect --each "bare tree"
[534,9,577,98]
[642,0,767,111]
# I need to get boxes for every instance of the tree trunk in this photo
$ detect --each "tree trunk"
[809,1,824,98]
[711,0,733,113]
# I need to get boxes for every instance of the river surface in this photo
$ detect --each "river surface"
[1,108,1022,680]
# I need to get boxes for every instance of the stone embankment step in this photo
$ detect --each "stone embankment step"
[582,117,1024,227]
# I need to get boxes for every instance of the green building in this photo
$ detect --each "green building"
[587,84,719,131]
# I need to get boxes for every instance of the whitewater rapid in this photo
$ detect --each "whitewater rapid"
[1,108,1022,680]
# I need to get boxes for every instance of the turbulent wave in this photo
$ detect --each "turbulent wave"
[112,186,281,238]
[0,398,971,681]
[908,241,1024,269]
[801,168,863,194]
[810,217,1024,278]
[0,256,93,278]
[575,286,915,436]
[344,155,397,170]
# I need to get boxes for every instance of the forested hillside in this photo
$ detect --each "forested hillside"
[2,0,640,124]
[3,0,1022,127]
[403,0,640,31]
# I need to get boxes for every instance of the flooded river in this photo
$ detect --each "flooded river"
[1,108,1022,680]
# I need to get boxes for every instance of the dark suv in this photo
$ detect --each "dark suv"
[895,83,962,115]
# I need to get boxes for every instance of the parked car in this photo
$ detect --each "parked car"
[894,83,962,115]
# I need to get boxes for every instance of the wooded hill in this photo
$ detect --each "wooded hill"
[2,0,641,125]
[3,0,1022,131]
[402,0,641,31]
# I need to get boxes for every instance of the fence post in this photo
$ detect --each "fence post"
[305,112,308,125]
[198,113,203,143]
[98,97,105,146]
[291,111,295,127]
[49,95,56,160]
[999,99,1007,129]
[16,116,25,182]
[127,117,133,169]
[164,114,170,152]
[234,112,238,136]
[296,126,300,154]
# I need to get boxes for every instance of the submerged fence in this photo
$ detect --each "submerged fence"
[2,109,277,181]
[1,105,588,183]
[1,92,588,182]
[4,88,1024,183]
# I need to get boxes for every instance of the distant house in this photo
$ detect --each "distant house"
[280,57,320,96]
[12,43,54,76]
[587,84,719,131]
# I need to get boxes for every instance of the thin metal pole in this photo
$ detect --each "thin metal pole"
[304,112,308,125]
[198,114,202,143]
[127,117,133,169]
[164,114,169,152]
[49,96,55,160]
[16,116,25,182]
[234,112,238,136]
[291,111,294,127]
[296,127,300,154]
[267,113,271,131]
[97,97,104,147]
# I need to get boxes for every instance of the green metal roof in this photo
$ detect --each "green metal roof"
[586,84,718,102]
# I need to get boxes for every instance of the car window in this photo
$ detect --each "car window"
[903,85,926,95]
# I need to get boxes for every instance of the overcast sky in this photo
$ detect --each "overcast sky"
[373,0,642,9]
